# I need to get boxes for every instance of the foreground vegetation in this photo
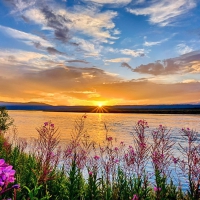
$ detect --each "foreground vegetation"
[0,108,200,199]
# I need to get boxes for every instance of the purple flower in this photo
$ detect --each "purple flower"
[44,122,48,126]
[0,158,17,192]
[12,184,20,189]
[0,159,5,166]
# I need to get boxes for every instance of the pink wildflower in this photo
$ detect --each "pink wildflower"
[132,194,139,200]
[140,142,146,148]
[114,147,119,151]
[114,159,119,163]
[89,171,93,176]
[94,155,100,160]
[107,137,113,141]
[154,187,161,192]
[172,156,179,164]
[44,122,48,126]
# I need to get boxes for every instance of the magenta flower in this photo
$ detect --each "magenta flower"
[50,123,54,128]
[140,142,146,148]
[132,194,139,200]
[114,159,119,163]
[114,147,119,151]
[0,159,18,195]
[171,156,179,164]
[94,155,100,160]
[88,171,93,176]
[154,187,161,192]
[44,122,48,126]
[107,137,113,141]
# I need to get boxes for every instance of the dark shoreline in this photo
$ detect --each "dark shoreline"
[2,105,200,114]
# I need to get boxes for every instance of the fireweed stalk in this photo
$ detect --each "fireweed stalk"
[132,120,150,177]
[35,121,61,184]
[151,125,175,199]
[122,120,152,199]
[63,114,94,170]
[178,127,200,199]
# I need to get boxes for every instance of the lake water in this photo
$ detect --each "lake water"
[8,110,200,149]
[7,111,200,190]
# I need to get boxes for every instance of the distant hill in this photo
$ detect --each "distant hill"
[1,102,200,114]
[0,101,51,106]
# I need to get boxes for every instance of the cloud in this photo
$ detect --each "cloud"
[32,42,67,56]
[120,49,146,57]
[95,80,200,104]
[72,37,102,57]
[0,65,121,104]
[121,62,134,71]
[132,50,200,75]
[127,0,196,26]
[144,38,169,46]
[176,43,193,55]
[0,25,52,47]
[4,0,119,44]
[66,60,89,64]
[4,0,36,14]
[82,0,131,6]
[182,79,200,83]
[105,58,131,63]
[0,49,66,77]
[106,48,146,57]
[1,64,200,105]
[20,3,118,43]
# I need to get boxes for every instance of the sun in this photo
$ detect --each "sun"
[91,101,108,113]
[98,102,103,107]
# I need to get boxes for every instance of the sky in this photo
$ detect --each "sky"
[0,0,200,106]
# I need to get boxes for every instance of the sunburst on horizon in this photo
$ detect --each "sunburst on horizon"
[91,101,108,113]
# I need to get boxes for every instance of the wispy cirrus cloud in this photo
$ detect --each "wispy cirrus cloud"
[0,25,53,47]
[127,0,196,26]
[176,43,193,55]
[105,57,131,63]
[144,38,169,46]
[82,0,131,6]
[106,47,147,57]
[120,48,146,57]
[0,25,69,57]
